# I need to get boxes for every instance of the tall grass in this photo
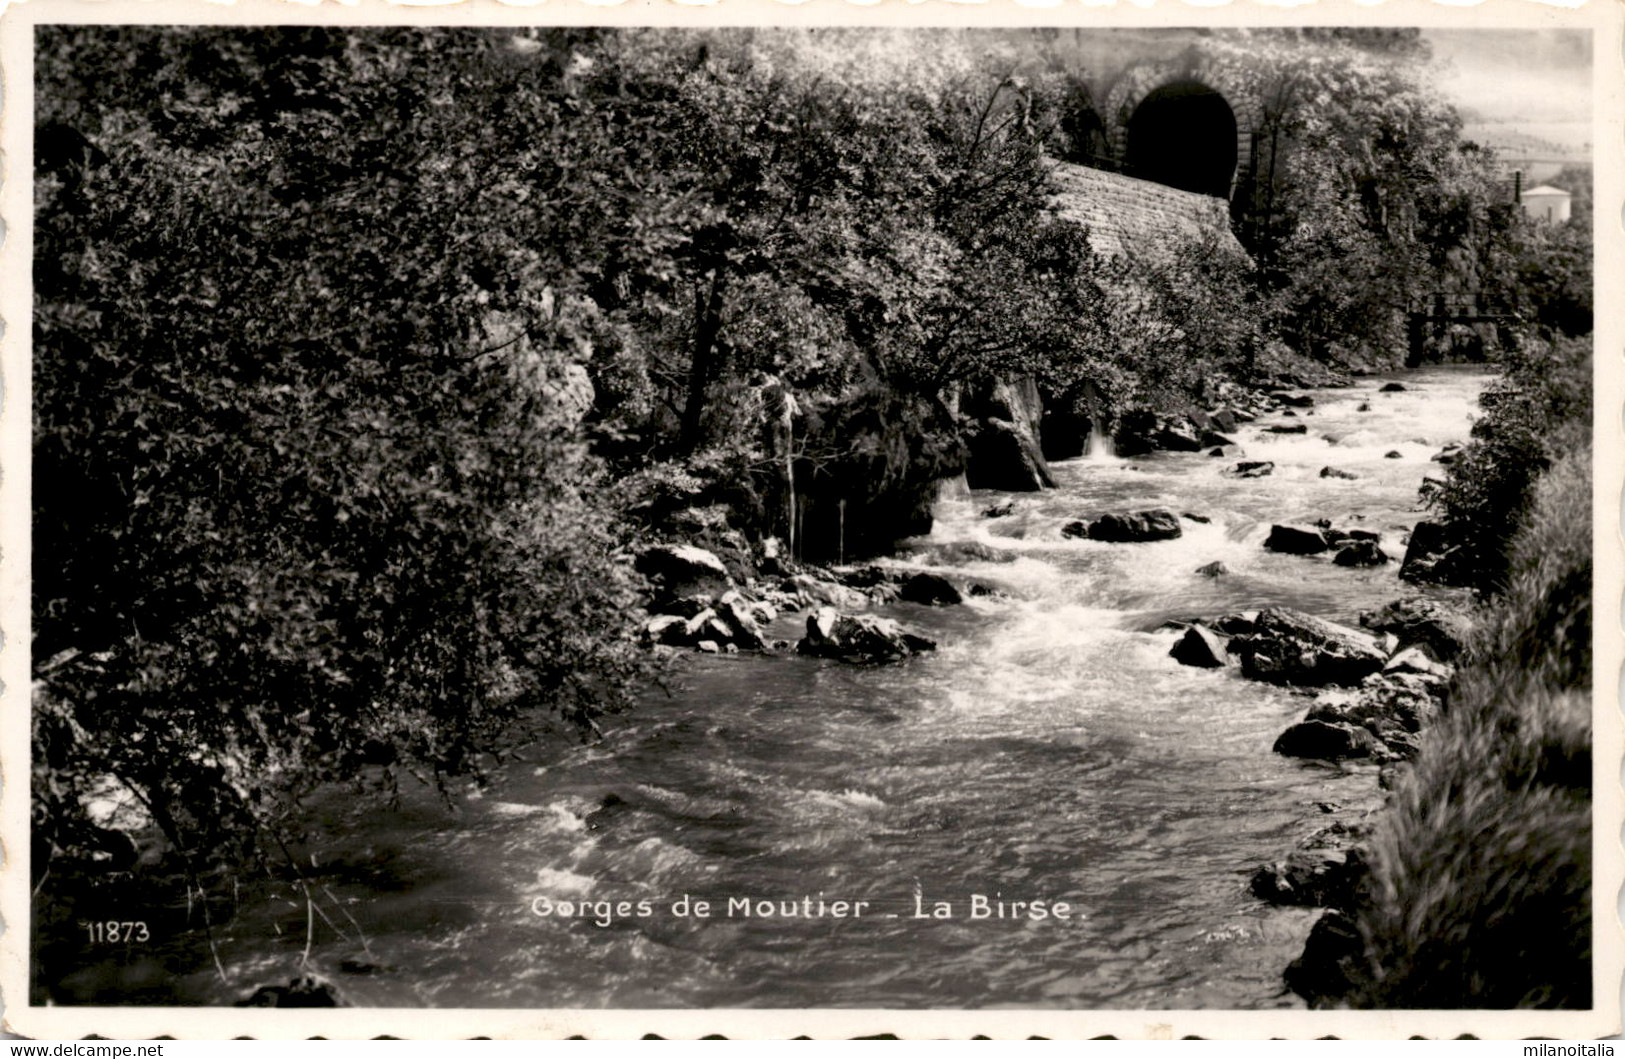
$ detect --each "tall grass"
[1348,450,1592,1007]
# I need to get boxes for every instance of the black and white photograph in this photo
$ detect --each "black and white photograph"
[3,2,1619,1039]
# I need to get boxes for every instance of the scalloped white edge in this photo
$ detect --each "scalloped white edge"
[0,0,1618,1040]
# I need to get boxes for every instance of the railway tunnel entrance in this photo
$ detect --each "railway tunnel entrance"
[1125,80,1238,199]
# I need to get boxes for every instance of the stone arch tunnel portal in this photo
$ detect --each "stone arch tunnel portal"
[1125,81,1239,199]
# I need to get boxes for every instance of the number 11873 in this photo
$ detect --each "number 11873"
[84,920,150,944]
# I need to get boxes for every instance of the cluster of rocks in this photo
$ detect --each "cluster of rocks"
[1227,595,1473,1002]
[635,542,977,664]
[1062,509,1185,543]
[1112,406,1253,458]
[1167,600,1468,765]
[1263,521,1391,568]
[797,606,936,664]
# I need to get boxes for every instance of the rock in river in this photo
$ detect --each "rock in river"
[1169,625,1230,668]
[1069,510,1183,543]
[1273,720,1380,759]
[798,607,936,664]
[1359,597,1472,660]
[1332,540,1389,567]
[899,572,963,606]
[1232,461,1274,479]
[1251,848,1366,907]
[1194,560,1228,578]
[1264,524,1329,555]
[1232,608,1387,686]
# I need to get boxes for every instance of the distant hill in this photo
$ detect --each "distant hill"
[1459,121,1591,161]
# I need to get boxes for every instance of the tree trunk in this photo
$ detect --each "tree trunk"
[680,267,728,452]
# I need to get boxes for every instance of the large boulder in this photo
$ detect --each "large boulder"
[797,607,936,664]
[899,572,963,606]
[963,377,1054,492]
[1076,510,1183,543]
[716,595,769,650]
[1170,625,1230,668]
[1155,421,1205,452]
[1397,521,1466,585]
[635,544,731,599]
[1359,597,1473,661]
[1265,524,1329,555]
[1233,608,1388,687]
[1273,720,1380,759]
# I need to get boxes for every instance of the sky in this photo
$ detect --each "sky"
[1422,28,1593,153]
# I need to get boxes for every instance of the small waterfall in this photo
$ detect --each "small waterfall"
[1084,422,1116,462]
[1082,381,1117,463]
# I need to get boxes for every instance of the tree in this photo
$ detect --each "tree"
[33,27,654,870]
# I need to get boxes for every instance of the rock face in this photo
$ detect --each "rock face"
[1232,608,1387,686]
[1264,524,1329,555]
[1070,510,1183,543]
[797,607,936,664]
[1333,540,1389,567]
[1397,520,1465,585]
[1359,597,1472,661]
[899,572,963,606]
[964,376,1054,492]
[1170,624,1230,668]
[635,544,731,599]
[1273,720,1380,758]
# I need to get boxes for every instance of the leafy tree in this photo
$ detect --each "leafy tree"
[1207,30,1515,366]
[33,27,653,870]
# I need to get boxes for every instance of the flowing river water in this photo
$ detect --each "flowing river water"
[54,365,1491,1009]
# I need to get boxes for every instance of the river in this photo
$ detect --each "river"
[50,365,1490,1009]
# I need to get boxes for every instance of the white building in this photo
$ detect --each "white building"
[1519,184,1573,224]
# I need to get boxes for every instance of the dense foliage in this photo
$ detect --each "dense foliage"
[1426,334,1591,591]
[33,28,658,866]
[1199,30,1524,368]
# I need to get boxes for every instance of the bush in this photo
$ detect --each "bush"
[1427,334,1591,591]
